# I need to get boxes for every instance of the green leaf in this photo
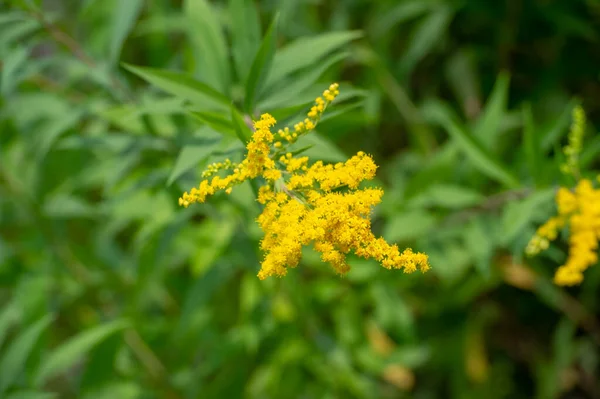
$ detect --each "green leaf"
[0,46,29,95]
[43,194,98,218]
[383,210,437,242]
[244,14,279,113]
[445,49,481,119]
[258,51,349,110]
[266,31,362,89]
[399,6,453,78]
[407,184,484,209]
[0,315,53,394]
[0,302,19,351]
[289,133,347,163]
[370,0,433,38]
[188,110,236,137]
[191,218,237,276]
[231,106,252,143]
[122,64,230,109]
[463,217,494,278]
[500,188,555,245]
[167,128,223,185]
[6,391,57,399]
[473,72,510,149]
[36,110,84,158]
[522,103,541,184]
[34,319,129,387]
[184,0,230,93]
[424,101,520,188]
[540,99,578,151]
[229,0,261,81]
[109,0,144,64]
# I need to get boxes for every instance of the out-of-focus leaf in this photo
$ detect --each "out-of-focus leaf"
[473,72,510,149]
[500,188,555,245]
[36,110,84,158]
[229,0,261,81]
[540,99,578,151]
[244,14,279,113]
[123,64,230,109]
[184,0,230,93]
[0,46,29,95]
[191,218,237,276]
[34,319,129,387]
[445,49,481,119]
[407,184,484,209]
[370,0,433,38]
[108,0,144,64]
[0,315,54,394]
[0,302,19,351]
[167,128,223,185]
[289,133,347,163]
[259,52,349,110]
[266,30,362,89]
[423,100,520,188]
[463,217,494,278]
[6,391,57,399]
[43,194,98,218]
[188,110,235,137]
[398,6,453,78]
[384,210,437,242]
[522,103,541,185]
[231,106,252,143]
[0,19,39,47]
[80,382,142,399]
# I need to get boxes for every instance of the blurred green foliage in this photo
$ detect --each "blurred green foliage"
[1,0,600,398]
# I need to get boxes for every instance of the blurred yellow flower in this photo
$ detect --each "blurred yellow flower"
[179,84,430,279]
[527,106,599,286]
[527,178,600,285]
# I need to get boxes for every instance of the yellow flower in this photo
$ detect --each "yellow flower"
[527,178,600,285]
[179,83,430,280]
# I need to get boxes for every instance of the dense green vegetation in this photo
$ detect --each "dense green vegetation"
[1,0,599,398]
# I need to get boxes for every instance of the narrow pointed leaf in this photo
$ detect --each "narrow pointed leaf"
[473,72,510,149]
[244,14,279,113]
[0,315,53,393]
[109,0,144,64]
[231,106,252,143]
[34,320,129,387]
[123,64,230,109]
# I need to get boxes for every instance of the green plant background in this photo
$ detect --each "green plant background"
[1,0,599,398]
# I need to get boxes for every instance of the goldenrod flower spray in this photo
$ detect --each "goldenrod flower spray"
[180,84,430,279]
[527,105,599,285]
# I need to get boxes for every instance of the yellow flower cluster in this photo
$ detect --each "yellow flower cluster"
[526,179,600,285]
[179,84,430,279]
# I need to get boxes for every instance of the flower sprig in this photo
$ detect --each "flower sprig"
[179,84,430,280]
[526,106,598,286]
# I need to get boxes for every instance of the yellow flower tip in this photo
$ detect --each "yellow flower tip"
[225,188,232,194]
[274,142,282,148]
[554,267,584,286]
